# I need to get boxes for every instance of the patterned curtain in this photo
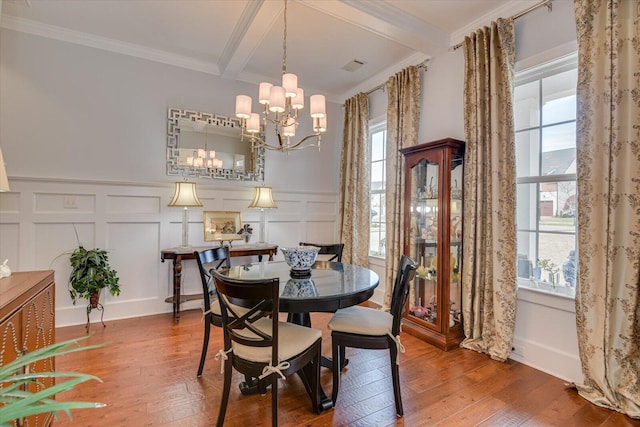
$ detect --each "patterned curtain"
[338,93,370,266]
[573,0,640,418]
[383,66,421,308]
[460,18,517,361]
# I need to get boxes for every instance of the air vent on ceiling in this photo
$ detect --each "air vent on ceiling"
[342,59,367,72]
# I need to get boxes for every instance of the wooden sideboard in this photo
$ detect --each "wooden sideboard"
[0,270,56,427]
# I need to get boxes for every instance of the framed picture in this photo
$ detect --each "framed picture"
[203,211,243,242]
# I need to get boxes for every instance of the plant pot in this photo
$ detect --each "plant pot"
[89,290,101,309]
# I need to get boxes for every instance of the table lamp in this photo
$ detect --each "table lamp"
[0,146,9,192]
[168,181,203,247]
[248,186,277,244]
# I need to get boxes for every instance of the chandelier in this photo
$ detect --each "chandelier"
[234,0,327,152]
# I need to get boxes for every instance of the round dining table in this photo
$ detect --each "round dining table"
[221,260,380,324]
[216,259,380,410]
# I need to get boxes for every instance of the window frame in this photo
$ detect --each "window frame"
[514,53,578,295]
[369,118,387,258]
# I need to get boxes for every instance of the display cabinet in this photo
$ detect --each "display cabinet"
[400,138,464,350]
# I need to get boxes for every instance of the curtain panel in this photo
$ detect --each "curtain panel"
[573,0,640,418]
[383,66,421,308]
[338,93,370,266]
[460,18,517,361]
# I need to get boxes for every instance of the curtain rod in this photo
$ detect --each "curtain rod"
[364,59,429,96]
[449,0,553,52]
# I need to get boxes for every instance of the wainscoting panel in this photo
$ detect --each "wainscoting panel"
[107,195,161,214]
[34,192,96,214]
[0,191,20,214]
[0,223,20,268]
[0,178,339,327]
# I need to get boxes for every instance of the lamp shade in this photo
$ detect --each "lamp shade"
[248,186,277,209]
[168,181,203,207]
[0,146,9,192]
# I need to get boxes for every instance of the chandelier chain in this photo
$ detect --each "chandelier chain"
[282,0,288,75]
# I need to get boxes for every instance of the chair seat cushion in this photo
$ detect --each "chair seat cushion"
[328,305,393,336]
[232,318,322,363]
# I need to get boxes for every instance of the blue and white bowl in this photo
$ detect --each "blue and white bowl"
[280,246,320,271]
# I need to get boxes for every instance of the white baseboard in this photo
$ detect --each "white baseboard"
[510,336,583,383]
[56,297,171,328]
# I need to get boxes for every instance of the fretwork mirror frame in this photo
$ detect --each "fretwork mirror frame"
[166,107,265,181]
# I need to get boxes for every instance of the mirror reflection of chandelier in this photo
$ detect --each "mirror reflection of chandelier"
[235,0,327,153]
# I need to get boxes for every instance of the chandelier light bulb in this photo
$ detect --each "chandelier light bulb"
[259,82,273,105]
[269,86,286,113]
[247,113,261,133]
[235,95,252,119]
[283,122,296,137]
[292,88,304,109]
[282,73,298,98]
[310,94,326,118]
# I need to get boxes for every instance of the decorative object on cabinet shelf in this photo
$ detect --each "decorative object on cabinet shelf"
[248,186,277,244]
[0,259,11,278]
[203,211,243,245]
[427,176,437,199]
[168,180,203,247]
[0,336,108,425]
[237,223,254,243]
[234,0,326,153]
[451,179,462,199]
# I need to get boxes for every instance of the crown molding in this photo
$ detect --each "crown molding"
[0,15,220,75]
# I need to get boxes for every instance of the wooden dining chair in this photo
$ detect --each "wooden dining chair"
[298,242,344,262]
[193,247,231,377]
[210,270,323,427]
[327,254,417,416]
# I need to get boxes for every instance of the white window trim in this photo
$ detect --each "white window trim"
[369,115,386,260]
[515,52,578,297]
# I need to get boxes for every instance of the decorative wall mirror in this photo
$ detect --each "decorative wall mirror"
[167,108,265,181]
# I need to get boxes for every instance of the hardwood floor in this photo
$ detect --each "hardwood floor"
[53,310,636,426]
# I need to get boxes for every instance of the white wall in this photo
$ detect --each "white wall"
[367,0,582,382]
[0,28,342,326]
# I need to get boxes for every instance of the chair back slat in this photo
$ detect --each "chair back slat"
[298,242,345,262]
[390,254,418,335]
[194,247,231,310]
[211,271,280,363]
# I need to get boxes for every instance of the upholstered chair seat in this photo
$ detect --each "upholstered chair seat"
[328,305,393,336]
[232,317,322,362]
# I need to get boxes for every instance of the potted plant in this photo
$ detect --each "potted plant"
[68,245,120,307]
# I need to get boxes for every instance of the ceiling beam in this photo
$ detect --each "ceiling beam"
[219,0,283,80]
[299,0,449,54]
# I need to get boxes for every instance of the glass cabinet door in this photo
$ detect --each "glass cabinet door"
[409,158,439,326]
[449,154,464,328]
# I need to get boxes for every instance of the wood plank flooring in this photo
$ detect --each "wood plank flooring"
[53,310,637,426]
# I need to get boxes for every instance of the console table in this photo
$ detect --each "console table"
[160,244,278,320]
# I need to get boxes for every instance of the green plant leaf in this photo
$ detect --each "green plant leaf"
[0,336,107,425]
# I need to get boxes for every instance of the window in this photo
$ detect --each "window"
[369,121,387,257]
[514,54,578,294]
